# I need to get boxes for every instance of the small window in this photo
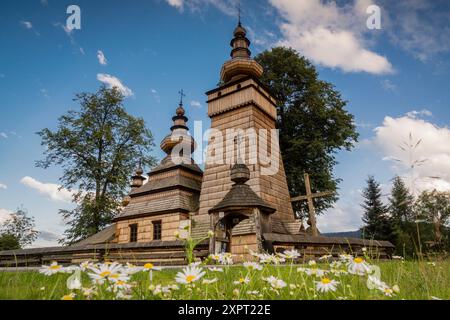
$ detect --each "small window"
[217,91,222,97]
[129,224,138,243]
[153,220,162,240]
[237,84,242,90]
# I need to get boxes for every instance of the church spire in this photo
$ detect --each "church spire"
[220,17,263,83]
[230,6,251,60]
[160,95,192,155]
[131,161,146,190]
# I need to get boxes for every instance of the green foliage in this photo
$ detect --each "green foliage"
[255,47,358,218]
[36,86,156,244]
[0,260,449,300]
[361,176,394,241]
[415,190,450,246]
[388,177,416,255]
[0,207,38,248]
[0,234,20,251]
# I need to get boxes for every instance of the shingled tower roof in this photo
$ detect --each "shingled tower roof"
[114,100,203,221]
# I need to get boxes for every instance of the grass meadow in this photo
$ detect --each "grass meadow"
[0,258,448,300]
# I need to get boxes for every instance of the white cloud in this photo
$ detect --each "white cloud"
[381,79,397,92]
[269,0,393,74]
[0,132,7,139]
[0,208,13,224]
[165,0,237,16]
[166,0,184,11]
[190,100,202,108]
[20,21,33,29]
[373,111,450,194]
[97,74,134,97]
[150,88,161,103]
[383,0,450,62]
[0,183,7,190]
[97,50,108,65]
[20,176,74,203]
[318,196,363,232]
[405,109,432,119]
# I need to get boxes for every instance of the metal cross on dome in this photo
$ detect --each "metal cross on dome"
[178,89,186,106]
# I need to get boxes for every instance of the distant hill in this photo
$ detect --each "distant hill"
[322,230,362,238]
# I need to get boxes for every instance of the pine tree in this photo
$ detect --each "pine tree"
[388,176,416,255]
[389,176,415,225]
[361,176,393,241]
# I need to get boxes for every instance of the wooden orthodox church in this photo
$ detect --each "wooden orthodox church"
[0,22,393,267]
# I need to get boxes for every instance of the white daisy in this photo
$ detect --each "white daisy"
[315,277,339,293]
[318,254,332,261]
[124,263,142,275]
[175,265,205,284]
[233,276,250,285]
[297,267,327,277]
[308,260,317,266]
[279,249,301,260]
[142,263,162,271]
[264,276,287,289]
[339,254,353,262]
[243,261,263,271]
[347,257,371,275]
[202,278,218,285]
[87,263,124,284]
[39,261,65,276]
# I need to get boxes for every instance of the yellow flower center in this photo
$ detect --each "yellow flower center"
[239,278,246,283]
[100,271,111,278]
[50,265,61,270]
[117,280,125,286]
[321,278,331,285]
[110,274,119,279]
[144,263,154,269]
[354,257,364,264]
[62,295,73,300]
[186,275,196,283]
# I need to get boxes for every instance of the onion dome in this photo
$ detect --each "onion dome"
[160,101,195,156]
[131,163,146,190]
[220,22,264,83]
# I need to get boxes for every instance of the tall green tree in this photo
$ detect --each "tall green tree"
[37,86,156,244]
[0,207,38,248]
[389,176,415,225]
[255,47,358,219]
[415,190,450,245]
[361,176,393,241]
[388,176,416,255]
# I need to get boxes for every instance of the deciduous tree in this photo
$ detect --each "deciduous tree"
[255,47,358,218]
[37,86,156,244]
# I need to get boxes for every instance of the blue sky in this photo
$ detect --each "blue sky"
[1,0,449,246]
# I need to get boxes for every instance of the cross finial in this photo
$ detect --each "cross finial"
[178,89,186,106]
[237,0,241,26]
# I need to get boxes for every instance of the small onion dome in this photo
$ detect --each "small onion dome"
[176,104,185,116]
[122,196,131,207]
[135,165,144,176]
[233,23,247,37]
[230,163,250,184]
[131,165,146,189]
